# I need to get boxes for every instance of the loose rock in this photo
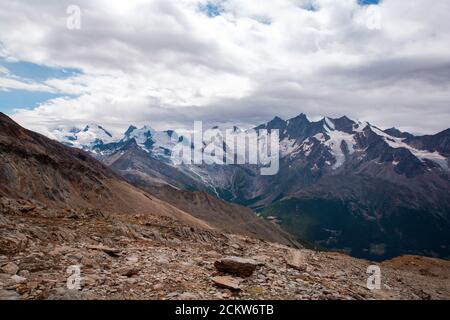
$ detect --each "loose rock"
[214,256,259,277]
[10,275,27,284]
[120,267,140,277]
[212,276,241,291]
[286,250,308,272]
[86,245,121,257]
[1,262,19,275]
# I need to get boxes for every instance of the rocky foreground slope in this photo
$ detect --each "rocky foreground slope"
[1,197,449,300]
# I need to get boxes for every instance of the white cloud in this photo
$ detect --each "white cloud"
[0,76,56,92]
[0,0,449,135]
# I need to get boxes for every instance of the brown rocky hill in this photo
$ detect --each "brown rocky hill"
[0,112,294,245]
[0,113,208,229]
[142,185,299,246]
[102,136,298,245]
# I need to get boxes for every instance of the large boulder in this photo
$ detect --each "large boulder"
[286,249,308,272]
[1,262,19,275]
[214,256,259,277]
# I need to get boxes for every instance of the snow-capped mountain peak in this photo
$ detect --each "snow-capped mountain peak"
[53,113,449,173]
[124,125,138,137]
[369,124,448,170]
[260,114,449,172]
[55,123,115,149]
[123,125,155,144]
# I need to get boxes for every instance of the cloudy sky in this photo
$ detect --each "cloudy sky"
[0,0,449,137]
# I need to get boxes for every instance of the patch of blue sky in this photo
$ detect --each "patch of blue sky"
[0,89,74,113]
[0,58,82,113]
[0,59,81,82]
[357,0,380,6]
[199,1,224,18]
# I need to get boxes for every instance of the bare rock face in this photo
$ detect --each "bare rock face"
[214,256,259,277]
[212,276,241,291]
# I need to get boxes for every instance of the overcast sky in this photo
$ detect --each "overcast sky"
[0,0,449,137]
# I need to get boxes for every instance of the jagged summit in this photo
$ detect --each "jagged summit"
[384,127,414,139]
[272,116,284,122]
[124,125,138,137]
[256,116,287,131]
[290,112,308,120]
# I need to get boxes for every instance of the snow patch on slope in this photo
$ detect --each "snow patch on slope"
[371,126,448,170]
[300,139,314,157]
[323,124,357,169]
[324,117,335,130]
[124,125,188,161]
[280,137,299,157]
[353,121,369,133]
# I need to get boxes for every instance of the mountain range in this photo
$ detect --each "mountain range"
[43,113,450,260]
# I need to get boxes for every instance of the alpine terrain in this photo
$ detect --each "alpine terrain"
[1,112,449,300]
[53,113,450,261]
